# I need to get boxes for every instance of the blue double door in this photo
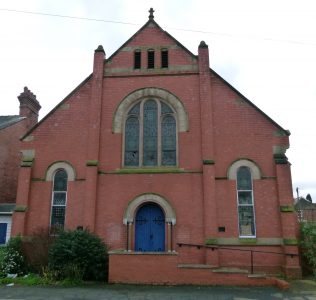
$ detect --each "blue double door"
[135,203,165,252]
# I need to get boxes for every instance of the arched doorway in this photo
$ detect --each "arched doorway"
[135,203,165,252]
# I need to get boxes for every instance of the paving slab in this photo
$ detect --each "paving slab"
[0,281,315,300]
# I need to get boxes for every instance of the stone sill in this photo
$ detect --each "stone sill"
[109,250,178,255]
[100,168,202,174]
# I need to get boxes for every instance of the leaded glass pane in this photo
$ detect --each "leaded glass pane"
[128,103,140,115]
[53,192,66,205]
[238,191,253,205]
[238,206,255,236]
[125,116,139,166]
[161,102,173,114]
[162,115,176,166]
[51,206,65,227]
[143,100,157,166]
[237,167,252,190]
[53,170,68,191]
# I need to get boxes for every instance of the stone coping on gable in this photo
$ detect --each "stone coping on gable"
[109,250,178,255]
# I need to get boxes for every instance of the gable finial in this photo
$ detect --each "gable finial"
[149,7,154,20]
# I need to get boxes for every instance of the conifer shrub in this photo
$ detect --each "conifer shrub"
[48,229,108,281]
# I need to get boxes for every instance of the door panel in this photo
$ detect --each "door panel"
[0,223,7,244]
[135,204,165,252]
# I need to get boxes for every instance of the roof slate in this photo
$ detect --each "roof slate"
[0,115,25,130]
[0,203,15,214]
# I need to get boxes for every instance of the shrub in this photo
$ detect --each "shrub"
[48,229,108,281]
[0,236,26,276]
[22,228,56,274]
[300,222,316,277]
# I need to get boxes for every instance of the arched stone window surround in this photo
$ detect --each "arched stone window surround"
[123,193,176,225]
[46,161,76,181]
[227,159,261,180]
[228,159,259,238]
[123,193,176,252]
[124,99,178,167]
[112,87,189,133]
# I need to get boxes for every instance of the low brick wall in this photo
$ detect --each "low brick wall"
[108,252,286,287]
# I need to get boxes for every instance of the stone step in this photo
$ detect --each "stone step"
[212,267,249,274]
[248,273,267,278]
[177,264,217,269]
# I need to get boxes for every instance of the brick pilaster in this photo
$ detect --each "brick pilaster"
[275,158,302,278]
[11,164,32,236]
[198,41,218,266]
[84,46,105,231]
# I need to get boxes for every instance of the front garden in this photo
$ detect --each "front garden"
[0,228,108,286]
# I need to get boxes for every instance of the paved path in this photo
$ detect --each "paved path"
[0,281,315,300]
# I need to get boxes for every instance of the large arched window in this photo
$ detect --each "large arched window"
[124,99,177,167]
[50,169,68,230]
[236,166,256,237]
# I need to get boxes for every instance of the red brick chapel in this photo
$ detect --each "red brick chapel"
[12,9,301,284]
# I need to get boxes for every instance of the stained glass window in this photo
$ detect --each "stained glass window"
[51,169,67,231]
[125,117,139,166]
[162,116,176,165]
[237,166,255,236]
[143,100,158,166]
[124,99,177,167]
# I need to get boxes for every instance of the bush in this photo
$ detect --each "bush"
[22,228,56,274]
[48,229,108,281]
[300,222,316,277]
[0,236,26,276]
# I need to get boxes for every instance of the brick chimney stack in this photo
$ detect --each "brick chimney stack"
[18,87,41,129]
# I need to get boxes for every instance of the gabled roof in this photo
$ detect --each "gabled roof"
[0,115,25,131]
[21,10,289,139]
[107,17,197,62]
[21,74,92,140]
[210,69,290,136]
[107,13,289,136]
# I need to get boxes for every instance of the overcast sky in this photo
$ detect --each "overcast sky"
[0,0,315,201]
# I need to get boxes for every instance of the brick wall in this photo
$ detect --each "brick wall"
[12,19,301,281]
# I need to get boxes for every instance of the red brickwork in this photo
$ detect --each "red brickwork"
[0,121,25,203]
[0,87,40,204]
[12,18,301,283]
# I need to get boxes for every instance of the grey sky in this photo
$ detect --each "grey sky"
[1,0,315,201]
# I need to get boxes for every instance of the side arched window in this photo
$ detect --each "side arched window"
[51,169,68,230]
[124,99,177,167]
[237,166,256,237]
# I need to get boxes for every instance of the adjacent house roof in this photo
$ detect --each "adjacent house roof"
[295,197,316,209]
[0,203,15,215]
[0,115,25,131]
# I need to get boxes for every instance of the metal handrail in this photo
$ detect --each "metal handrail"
[177,242,299,274]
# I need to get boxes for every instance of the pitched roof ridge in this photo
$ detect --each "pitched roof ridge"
[107,18,197,62]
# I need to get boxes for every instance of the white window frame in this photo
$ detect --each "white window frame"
[50,169,68,230]
[236,166,256,238]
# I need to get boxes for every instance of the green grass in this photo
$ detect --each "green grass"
[0,274,50,286]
